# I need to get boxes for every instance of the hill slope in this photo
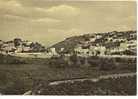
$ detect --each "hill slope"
[50,30,136,55]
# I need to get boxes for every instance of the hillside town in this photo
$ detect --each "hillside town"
[0,31,136,59]
[0,38,45,53]
[0,38,60,58]
[73,30,136,57]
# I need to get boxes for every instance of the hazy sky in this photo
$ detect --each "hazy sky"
[0,0,136,47]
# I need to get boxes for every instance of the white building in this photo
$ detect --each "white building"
[15,46,23,53]
[92,46,106,56]
[74,45,106,57]
[96,35,102,39]
[60,48,64,52]
[1,42,16,53]
[90,37,96,42]
[112,39,126,43]
[22,46,31,52]
[109,40,136,54]
[74,46,89,57]
[23,41,32,46]
[49,48,59,56]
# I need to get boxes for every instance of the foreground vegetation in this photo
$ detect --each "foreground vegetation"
[0,53,136,95]
[37,76,136,95]
[0,62,136,95]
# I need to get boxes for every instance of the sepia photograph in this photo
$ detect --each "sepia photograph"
[0,0,137,95]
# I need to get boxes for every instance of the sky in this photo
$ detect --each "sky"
[0,0,136,47]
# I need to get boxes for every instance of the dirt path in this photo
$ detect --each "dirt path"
[49,72,136,85]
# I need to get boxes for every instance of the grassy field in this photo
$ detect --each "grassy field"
[0,54,136,95]
[38,76,136,95]
[0,63,99,94]
[0,63,136,95]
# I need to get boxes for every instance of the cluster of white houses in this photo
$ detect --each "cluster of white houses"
[74,44,106,57]
[0,32,136,58]
[74,38,136,57]
[0,40,33,53]
[0,39,59,58]
[11,48,59,58]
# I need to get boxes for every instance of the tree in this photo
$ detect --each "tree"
[30,42,45,52]
[14,38,22,47]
